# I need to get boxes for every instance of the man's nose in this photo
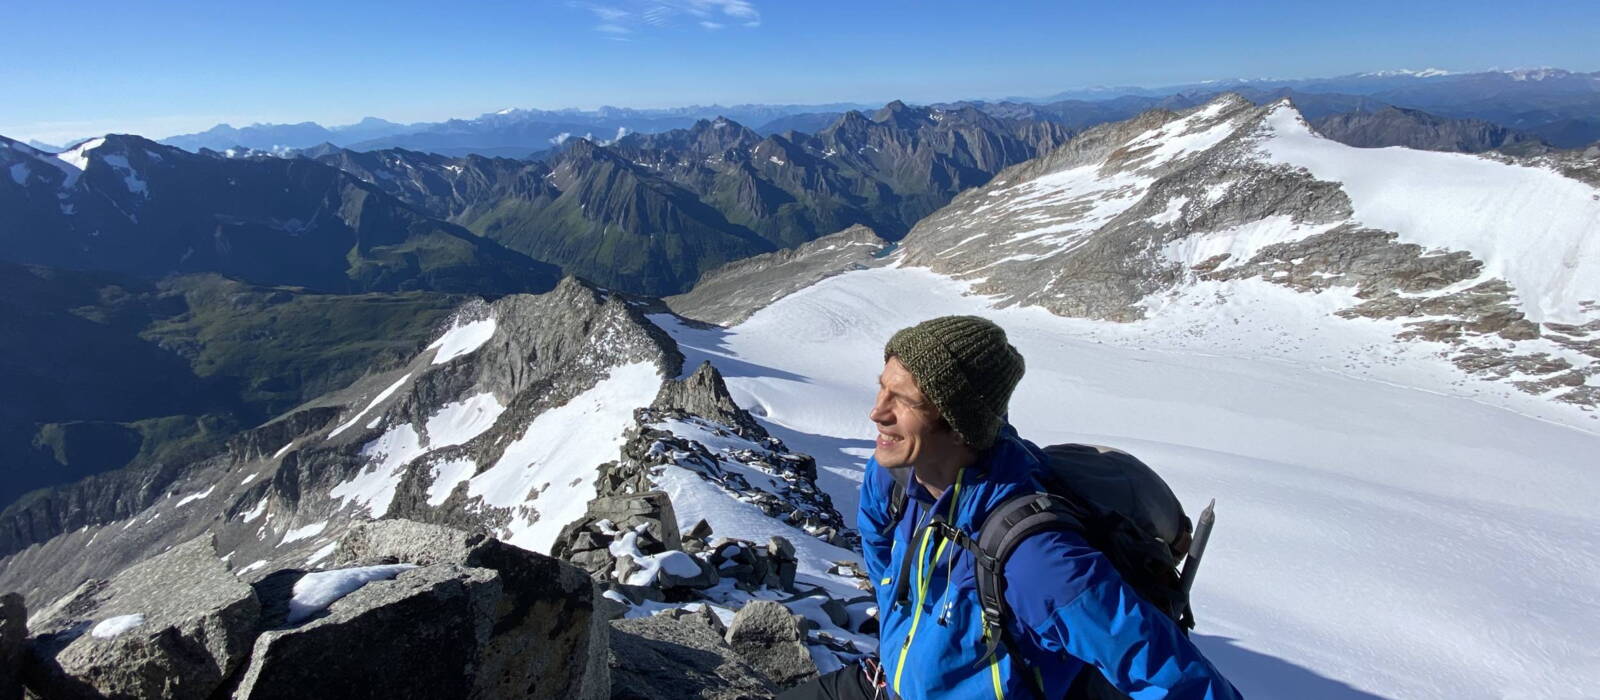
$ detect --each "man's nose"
[868,392,891,424]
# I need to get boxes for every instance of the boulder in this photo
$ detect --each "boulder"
[685,519,714,542]
[723,601,817,689]
[322,519,610,700]
[656,554,720,592]
[766,537,797,592]
[1,593,24,700]
[652,604,727,637]
[232,565,502,699]
[610,616,774,700]
[22,535,259,700]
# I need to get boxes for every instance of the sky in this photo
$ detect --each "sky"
[3,0,1599,144]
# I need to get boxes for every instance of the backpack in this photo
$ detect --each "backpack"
[884,443,1197,699]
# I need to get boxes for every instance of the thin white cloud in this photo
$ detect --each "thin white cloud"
[690,0,758,21]
[573,0,760,35]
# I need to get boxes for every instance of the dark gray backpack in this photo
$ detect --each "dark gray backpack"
[885,443,1196,699]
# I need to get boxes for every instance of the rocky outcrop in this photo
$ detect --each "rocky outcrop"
[610,616,775,700]
[897,94,1600,409]
[324,519,611,700]
[0,275,685,606]
[1311,106,1543,153]
[14,520,609,700]
[652,362,769,440]
[22,535,260,700]
[724,600,818,690]
[233,565,501,698]
[664,225,892,326]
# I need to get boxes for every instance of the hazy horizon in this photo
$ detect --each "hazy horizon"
[5,0,1599,144]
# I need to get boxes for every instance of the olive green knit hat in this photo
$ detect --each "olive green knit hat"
[883,315,1025,450]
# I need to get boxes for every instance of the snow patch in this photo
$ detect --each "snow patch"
[286,565,415,624]
[329,423,425,517]
[90,614,144,639]
[100,154,148,196]
[424,392,505,448]
[1160,216,1340,271]
[174,485,215,507]
[328,373,411,438]
[278,520,327,545]
[426,458,476,506]
[467,362,661,553]
[428,317,497,365]
[242,497,269,523]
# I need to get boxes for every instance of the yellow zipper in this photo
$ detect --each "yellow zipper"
[891,471,965,695]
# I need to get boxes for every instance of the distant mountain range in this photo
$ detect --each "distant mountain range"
[294,104,1069,293]
[145,68,1600,157]
[0,135,559,295]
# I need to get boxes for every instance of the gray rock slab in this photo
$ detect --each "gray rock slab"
[610,616,774,700]
[23,534,260,700]
[325,519,610,699]
[232,565,499,699]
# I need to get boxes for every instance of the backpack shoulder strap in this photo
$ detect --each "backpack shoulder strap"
[934,491,1089,660]
[884,467,912,534]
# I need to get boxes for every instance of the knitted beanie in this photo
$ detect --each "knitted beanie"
[883,315,1025,450]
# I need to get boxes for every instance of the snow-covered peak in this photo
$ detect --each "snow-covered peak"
[55,137,106,174]
[1500,67,1573,81]
[1358,68,1455,78]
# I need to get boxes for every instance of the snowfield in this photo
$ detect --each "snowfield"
[1258,102,1600,325]
[656,264,1600,700]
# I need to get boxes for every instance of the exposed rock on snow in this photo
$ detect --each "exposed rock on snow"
[898,93,1600,407]
[724,600,818,689]
[22,535,259,700]
[665,224,893,326]
[652,361,770,439]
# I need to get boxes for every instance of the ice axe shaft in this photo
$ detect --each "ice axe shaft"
[1179,499,1215,595]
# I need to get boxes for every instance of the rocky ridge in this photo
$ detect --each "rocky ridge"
[664,224,893,326]
[0,135,559,296]
[1,276,874,696]
[898,94,1600,408]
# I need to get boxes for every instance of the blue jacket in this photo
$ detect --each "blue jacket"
[858,425,1242,700]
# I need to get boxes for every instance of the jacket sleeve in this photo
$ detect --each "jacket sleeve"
[856,456,895,582]
[1002,529,1242,700]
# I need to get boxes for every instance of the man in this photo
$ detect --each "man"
[783,316,1240,699]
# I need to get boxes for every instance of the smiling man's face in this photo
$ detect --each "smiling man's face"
[868,356,964,469]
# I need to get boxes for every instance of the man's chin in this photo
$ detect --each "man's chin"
[874,448,906,468]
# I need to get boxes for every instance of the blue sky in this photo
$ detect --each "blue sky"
[4,0,1598,143]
